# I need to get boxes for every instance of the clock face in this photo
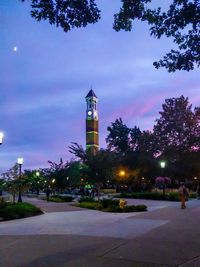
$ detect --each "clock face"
[88,111,92,116]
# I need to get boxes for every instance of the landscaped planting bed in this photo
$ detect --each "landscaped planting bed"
[48,195,74,202]
[116,191,197,201]
[40,195,74,202]
[76,198,147,213]
[0,202,43,221]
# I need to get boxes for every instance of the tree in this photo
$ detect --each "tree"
[69,143,117,184]
[66,161,82,186]
[69,143,119,199]
[106,119,158,187]
[113,0,200,72]
[42,158,70,192]
[154,95,200,154]
[153,95,200,182]
[21,0,101,32]
[24,169,44,195]
[0,179,5,196]
[1,164,30,203]
[68,142,88,163]
[138,130,157,155]
[106,118,143,153]
[106,118,131,153]
[21,0,200,72]
[130,126,142,151]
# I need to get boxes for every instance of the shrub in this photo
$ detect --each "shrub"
[166,192,179,201]
[105,204,147,212]
[50,195,74,202]
[117,192,180,201]
[100,198,119,209]
[78,196,95,203]
[78,202,102,210]
[76,197,147,213]
[0,197,6,208]
[95,203,103,210]
[189,192,197,198]
[0,202,43,221]
[106,205,122,212]
[48,197,63,202]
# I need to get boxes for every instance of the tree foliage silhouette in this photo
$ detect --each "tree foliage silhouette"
[22,0,200,72]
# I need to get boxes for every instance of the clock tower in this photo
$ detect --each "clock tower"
[85,89,99,153]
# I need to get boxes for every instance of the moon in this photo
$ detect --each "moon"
[13,46,18,52]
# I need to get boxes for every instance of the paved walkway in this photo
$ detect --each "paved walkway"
[0,197,200,267]
[24,197,83,212]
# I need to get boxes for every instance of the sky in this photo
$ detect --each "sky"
[0,0,199,172]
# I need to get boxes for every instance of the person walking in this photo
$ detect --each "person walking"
[178,183,189,209]
[45,187,50,201]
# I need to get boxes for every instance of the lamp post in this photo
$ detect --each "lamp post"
[160,161,166,195]
[17,157,24,202]
[0,132,4,145]
[36,171,40,196]
[160,161,166,177]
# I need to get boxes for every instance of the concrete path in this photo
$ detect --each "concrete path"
[0,197,200,267]
[24,197,83,212]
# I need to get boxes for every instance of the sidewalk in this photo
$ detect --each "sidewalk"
[24,196,83,212]
[0,198,199,267]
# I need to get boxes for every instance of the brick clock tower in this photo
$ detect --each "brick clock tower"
[85,89,99,153]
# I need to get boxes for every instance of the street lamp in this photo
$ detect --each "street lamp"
[160,161,166,169]
[17,157,24,202]
[119,170,125,176]
[35,171,40,196]
[0,132,4,145]
[160,161,166,195]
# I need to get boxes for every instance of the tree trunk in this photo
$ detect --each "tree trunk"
[13,193,15,203]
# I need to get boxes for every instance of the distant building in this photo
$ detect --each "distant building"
[85,89,99,154]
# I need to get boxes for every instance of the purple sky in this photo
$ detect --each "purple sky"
[0,0,199,172]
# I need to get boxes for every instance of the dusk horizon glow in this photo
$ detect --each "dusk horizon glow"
[1,0,199,172]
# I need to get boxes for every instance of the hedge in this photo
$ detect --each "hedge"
[116,191,197,201]
[49,195,74,202]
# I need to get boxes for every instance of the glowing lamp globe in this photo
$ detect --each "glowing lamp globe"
[160,161,166,168]
[0,132,4,144]
[17,158,24,165]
